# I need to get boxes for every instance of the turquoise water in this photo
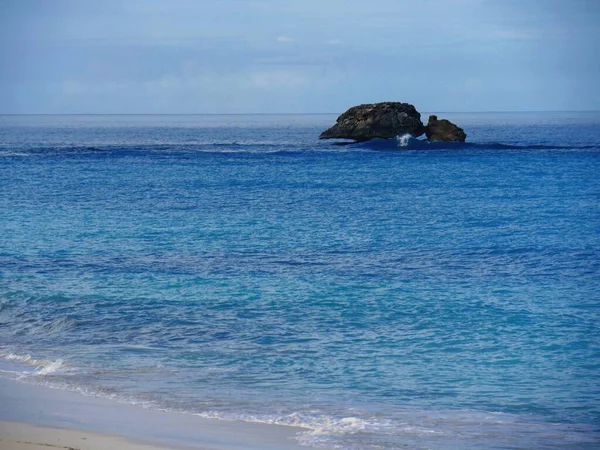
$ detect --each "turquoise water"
[1,113,599,449]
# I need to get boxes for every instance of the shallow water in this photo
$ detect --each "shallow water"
[1,112,599,449]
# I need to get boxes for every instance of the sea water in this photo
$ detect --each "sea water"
[1,112,599,449]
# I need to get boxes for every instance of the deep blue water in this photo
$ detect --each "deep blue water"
[1,113,599,449]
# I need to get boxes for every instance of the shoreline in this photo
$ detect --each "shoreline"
[0,377,311,450]
[0,421,177,450]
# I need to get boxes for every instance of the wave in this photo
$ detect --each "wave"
[0,353,397,447]
[44,316,77,334]
[0,142,313,157]
[1,138,597,157]
[163,408,600,449]
[1,350,597,449]
[352,135,599,151]
[191,410,405,448]
[0,352,68,376]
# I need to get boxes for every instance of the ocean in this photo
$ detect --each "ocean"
[1,112,599,449]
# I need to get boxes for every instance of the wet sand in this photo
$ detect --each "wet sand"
[0,378,310,450]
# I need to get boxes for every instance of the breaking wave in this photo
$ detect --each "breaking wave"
[1,350,598,449]
[0,352,68,376]
[352,136,598,151]
[1,139,596,158]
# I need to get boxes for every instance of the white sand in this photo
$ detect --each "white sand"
[0,421,174,450]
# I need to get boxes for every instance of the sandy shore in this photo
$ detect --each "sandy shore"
[0,377,311,450]
[0,421,173,450]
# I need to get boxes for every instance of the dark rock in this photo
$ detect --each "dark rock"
[425,115,466,142]
[319,102,426,142]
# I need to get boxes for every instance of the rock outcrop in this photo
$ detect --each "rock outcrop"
[425,115,466,142]
[319,102,426,142]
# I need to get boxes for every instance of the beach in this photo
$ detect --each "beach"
[0,378,309,450]
[0,421,170,450]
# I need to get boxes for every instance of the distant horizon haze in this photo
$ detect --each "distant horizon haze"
[2,110,600,116]
[1,0,598,114]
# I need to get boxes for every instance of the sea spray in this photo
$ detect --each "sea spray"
[396,133,414,147]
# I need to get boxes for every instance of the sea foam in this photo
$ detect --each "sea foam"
[0,352,67,376]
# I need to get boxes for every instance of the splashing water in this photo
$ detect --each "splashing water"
[0,352,67,376]
[396,133,414,147]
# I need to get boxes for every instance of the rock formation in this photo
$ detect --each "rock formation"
[319,102,426,142]
[319,102,467,143]
[425,115,467,142]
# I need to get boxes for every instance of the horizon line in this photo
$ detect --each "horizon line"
[1,110,600,116]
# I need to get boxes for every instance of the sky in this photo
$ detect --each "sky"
[0,0,599,113]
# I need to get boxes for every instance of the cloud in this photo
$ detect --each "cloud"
[2,0,599,112]
[276,36,295,43]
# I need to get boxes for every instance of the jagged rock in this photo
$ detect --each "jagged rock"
[425,115,466,142]
[319,102,426,142]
